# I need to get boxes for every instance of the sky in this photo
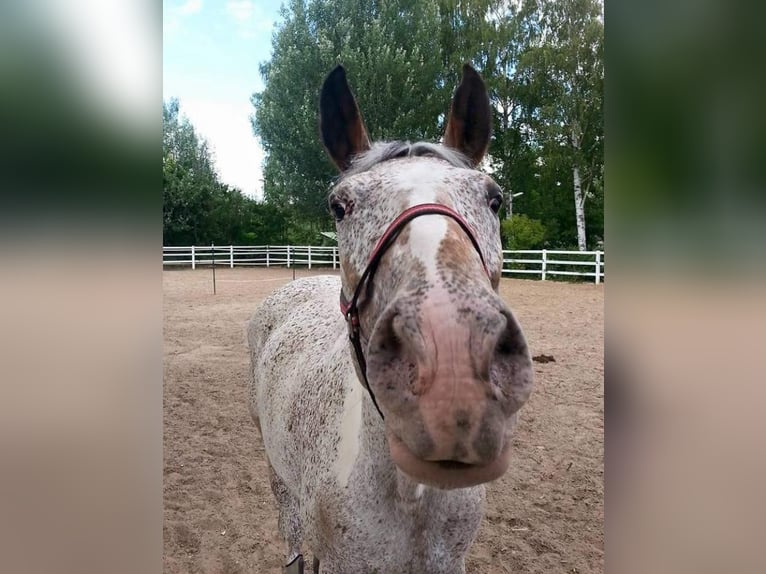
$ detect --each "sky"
[163,0,284,199]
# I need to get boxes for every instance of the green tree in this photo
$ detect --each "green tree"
[252,0,449,230]
[251,0,604,250]
[163,99,285,246]
[483,0,544,222]
[521,0,604,250]
[163,98,220,245]
[501,215,546,249]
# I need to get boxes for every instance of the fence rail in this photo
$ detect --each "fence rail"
[163,245,604,283]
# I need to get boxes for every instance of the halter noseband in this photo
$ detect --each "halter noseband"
[339,203,490,419]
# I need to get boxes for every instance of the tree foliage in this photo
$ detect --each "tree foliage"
[517,0,604,248]
[161,0,604,250]
[252,0,454,227]
[250,0,603,249]
[163,99,288,245]
[501,215,546,250]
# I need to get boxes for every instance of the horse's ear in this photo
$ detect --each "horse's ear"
[443,64,492,167]
[320,65,371,171]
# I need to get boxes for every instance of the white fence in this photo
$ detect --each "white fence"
[502,249,604,283]
[163,245,604,283]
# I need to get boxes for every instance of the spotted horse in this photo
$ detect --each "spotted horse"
[248,64,534,573]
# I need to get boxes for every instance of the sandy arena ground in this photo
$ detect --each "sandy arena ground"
[164,267,603,573]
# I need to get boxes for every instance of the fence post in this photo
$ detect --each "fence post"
[230,245,234,268]
[333,246,337,270]
[211,243,216,294]
[266,246,270,268]
[287,246,291,268]
[541,249,547,281]
[308,245,312,269]
[500,250,506,277]
[595,251,601,284]
[191,245,196,270]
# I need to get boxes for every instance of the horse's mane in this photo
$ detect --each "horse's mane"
[340,141,472,179]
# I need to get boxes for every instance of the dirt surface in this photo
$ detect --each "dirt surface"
[164,267,603,573]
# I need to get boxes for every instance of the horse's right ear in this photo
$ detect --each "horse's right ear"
[320,66,371,171]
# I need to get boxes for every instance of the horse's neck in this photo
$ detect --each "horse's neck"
[357,395,390,474]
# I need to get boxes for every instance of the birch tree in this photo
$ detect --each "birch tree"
[523,0,603,250]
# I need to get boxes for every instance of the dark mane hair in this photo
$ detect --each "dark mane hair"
[340,141,473,179]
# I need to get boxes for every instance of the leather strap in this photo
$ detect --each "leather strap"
[339,203,490,420]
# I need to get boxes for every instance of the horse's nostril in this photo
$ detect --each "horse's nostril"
[495,316,523,357]
[496,330,516,356]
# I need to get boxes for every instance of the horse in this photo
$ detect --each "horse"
[248,64,534,574]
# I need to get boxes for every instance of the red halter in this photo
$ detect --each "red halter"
[339,203,490,419]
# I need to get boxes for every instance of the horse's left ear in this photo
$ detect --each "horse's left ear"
[320,65,371,171]
[443,64,492,167]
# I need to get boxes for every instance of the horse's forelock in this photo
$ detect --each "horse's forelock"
[340,141,472,180]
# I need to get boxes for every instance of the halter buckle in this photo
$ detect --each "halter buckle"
[345,311,359,340]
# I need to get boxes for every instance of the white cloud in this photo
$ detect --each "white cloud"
[180,97,265,200]
[225,0,274,38]
[164,0,203,37]
[177,0,203,16]
[226,0,253,22]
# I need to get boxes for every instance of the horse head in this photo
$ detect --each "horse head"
[320,64,534,490]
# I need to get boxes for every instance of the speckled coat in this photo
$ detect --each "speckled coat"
[249,275,485,573]
[246,65,533,573]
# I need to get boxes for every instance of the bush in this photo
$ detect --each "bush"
[500,215,546,250]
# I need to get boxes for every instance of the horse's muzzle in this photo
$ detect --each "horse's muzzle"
[385,423,516,489]
[367,286,533,471]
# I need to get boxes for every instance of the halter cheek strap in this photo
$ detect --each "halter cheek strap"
[339,203,490,420]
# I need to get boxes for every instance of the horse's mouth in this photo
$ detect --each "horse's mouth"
[435,460,473,470]
[385,430,513,490]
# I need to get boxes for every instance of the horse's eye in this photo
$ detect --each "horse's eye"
[489,195,503,214]
[330,201,346,221]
